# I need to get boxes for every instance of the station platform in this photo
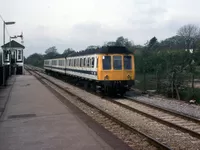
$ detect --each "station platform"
[0,74,131,150]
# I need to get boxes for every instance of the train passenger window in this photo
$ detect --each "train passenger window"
[59,60,62,66]
[86,58,88,67]
[74,59,76,66]
[83,58,86,67]
[124,56,132,70]
[88,58,90,67]
[96,57,98,68]
[103,56,111,70]
[91,57,94,68]
[113,56,122,70]
[78,58,80,67]
[80,58,82,67]
[87,58,90,67]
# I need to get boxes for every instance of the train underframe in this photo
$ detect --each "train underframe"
[45,69,134,96]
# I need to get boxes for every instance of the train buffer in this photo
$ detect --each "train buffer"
[0,74,131,150]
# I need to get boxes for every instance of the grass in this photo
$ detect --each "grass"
[135,72,200,103]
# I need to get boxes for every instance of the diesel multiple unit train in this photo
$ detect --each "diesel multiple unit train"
[44,46,135,96]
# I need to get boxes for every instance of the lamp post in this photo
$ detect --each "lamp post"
[2,21,15,86]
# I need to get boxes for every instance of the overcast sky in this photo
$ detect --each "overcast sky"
[0,0,199,57]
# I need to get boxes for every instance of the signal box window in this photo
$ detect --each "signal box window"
[113,56,122,70]
[103,56,111,70]
[18,50,21,60]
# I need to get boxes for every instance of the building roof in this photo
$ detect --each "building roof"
[1,40,25,49]
[68,46,132,57]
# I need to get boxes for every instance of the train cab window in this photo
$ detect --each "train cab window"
[103,56,111,70]
[124,56,132,70]
[113,56,122,70]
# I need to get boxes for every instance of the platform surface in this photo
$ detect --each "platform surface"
[0,75,131,150]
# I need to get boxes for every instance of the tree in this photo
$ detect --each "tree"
[115,36,134,51]
[177,24,200,51]
[62,48,75,57]
[86,45,100,49]
[45,46,58,54]
[148,36,158,50]
[25,53,44,67]
[177,24,200,99]
[104,41,116,46]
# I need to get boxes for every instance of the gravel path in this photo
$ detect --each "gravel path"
[126,91,200,119]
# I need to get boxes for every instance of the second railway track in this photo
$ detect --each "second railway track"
[26,65,200,149]
[108,97,200,139]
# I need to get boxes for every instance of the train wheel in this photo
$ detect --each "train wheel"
[84,82,89,90]
[119,88,126,97]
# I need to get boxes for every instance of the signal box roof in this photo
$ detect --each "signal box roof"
[1,40,25,49]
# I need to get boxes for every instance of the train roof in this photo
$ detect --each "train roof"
[68,46,133,57]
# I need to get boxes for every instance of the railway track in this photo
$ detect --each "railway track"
[107,97,200,139]
[26,65,200,149]
[25,66,170,150]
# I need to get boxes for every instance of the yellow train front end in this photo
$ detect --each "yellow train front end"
[97,52,135,96]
